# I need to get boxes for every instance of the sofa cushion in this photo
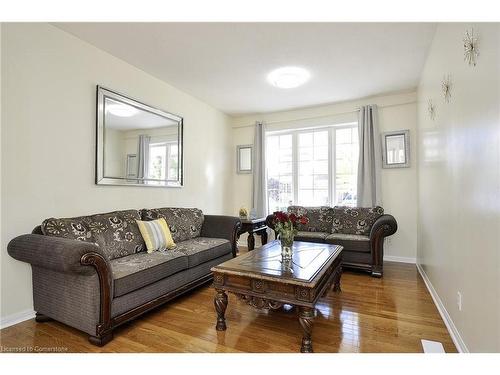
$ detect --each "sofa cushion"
[110,250,188,297]
[332,206,384,235]
[325,233,371,253]
[42,216,94,242]
[141,207,204,243]
[294,231,330,242]
[287,206,334,233]
[174,237,231,267]
[41,209,146,260]
[89,210,146,260]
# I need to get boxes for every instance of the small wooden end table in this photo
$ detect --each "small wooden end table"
[211,240,343,352]
[237,217,268,250]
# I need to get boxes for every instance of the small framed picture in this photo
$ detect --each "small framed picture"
[237,145,253,174]
[381,130,410,168]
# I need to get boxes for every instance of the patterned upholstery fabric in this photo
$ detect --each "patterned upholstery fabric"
[331,206,384,235]
[287,206,334,232]
[141,207,204,243]
[294,231,330,241]
[42,210,146,260]
[110,251,188,297]
[173,237,231,267]
[41,215,94,242]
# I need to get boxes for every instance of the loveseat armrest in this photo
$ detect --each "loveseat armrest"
[7,234,110,276]
[368,214,398,277]
[200,215,242,257]
[369,214,398,239]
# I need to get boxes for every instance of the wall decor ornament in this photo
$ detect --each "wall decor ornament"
[441,74,452,103]
[463,28,479,67]
[427,99,436,121]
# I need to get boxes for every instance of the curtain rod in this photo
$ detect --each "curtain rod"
[232,100,416,129]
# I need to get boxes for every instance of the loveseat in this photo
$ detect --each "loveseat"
[266,206,397,277]
[7,207,241,346]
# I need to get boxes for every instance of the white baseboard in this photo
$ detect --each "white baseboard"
[0,309,35,329]
[416,263,469,353]
[384,255,416,264]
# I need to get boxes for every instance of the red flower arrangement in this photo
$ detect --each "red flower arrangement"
[272,211,309,240]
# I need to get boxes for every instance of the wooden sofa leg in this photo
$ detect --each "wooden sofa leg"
[371,266,383,278]
[88,332,114,346]
[35,312,53,323]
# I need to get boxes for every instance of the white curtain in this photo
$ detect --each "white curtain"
[137,134,151,180]
[252,121,267,217]
[357,105,382,207]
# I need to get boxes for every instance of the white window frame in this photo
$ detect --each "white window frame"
[266,122,358,210]
[148,141,179,182]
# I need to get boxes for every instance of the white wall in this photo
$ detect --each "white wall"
[417,23,500,352]
[0,23,233,321]
[231,91,418,260]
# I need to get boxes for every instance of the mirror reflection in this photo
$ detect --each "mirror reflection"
[385,134,406,164]
[97,87,183,187]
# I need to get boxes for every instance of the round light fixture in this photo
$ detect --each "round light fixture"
[267,66,310,89]
[106,103,139,117]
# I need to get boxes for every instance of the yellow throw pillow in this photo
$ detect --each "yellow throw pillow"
[136,218,176,253]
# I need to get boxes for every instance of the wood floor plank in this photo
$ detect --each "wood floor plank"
[0,258,457,353]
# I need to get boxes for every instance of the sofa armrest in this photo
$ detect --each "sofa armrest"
[200,215,242,257]
[7,234,110,276]
[369,214,398,239]
[368,214,397,277]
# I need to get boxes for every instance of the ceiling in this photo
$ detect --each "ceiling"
[55,23,436,116]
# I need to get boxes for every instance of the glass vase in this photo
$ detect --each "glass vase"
[279,230,294,261]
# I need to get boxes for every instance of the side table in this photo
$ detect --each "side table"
[237,217,268,251]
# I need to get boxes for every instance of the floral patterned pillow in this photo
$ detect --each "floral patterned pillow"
[332,206,384,235]
[141,207,204,243]
[41,210,146,260]
[41,216,94,242]
[287,206,334,233]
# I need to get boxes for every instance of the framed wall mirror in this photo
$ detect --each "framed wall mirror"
[381,130,410,168]
[237,145,253,174]
[96,86,183,187]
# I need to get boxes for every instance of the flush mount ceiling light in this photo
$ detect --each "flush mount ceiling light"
[267,66,310,89]
[106,102,139,117]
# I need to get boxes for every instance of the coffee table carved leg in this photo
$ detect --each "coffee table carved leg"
[247,232,255,251]
[214,289,228,331]
[298,307,315,353]
[333,267,342,292]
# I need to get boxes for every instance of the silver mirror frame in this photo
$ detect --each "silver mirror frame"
[381,129,410,168]
[96,86,184,187]
[236,145,253,174]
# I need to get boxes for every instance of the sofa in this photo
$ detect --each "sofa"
[266,206,397,277]
[7,207,241,346]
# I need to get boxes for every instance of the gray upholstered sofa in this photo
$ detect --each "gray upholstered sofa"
[266,206,397,277]
[8,207,241,346]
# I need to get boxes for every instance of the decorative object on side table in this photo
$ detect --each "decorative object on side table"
[463,28,479,67]
[239,207,248,219]
[272,211,308,261]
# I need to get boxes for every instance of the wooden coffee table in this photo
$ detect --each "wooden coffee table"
[211,240,343,352]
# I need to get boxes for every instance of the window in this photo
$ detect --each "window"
[148,142,179,182]
[266,124,358,213]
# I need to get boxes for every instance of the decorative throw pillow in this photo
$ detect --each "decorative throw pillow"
[42,210,147,260]
[136,218,176,253]
[140,207,204,243]
[332,206,384,235]
[287,206,334,232]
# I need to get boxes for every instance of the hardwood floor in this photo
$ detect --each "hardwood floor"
[0,254,457,353]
